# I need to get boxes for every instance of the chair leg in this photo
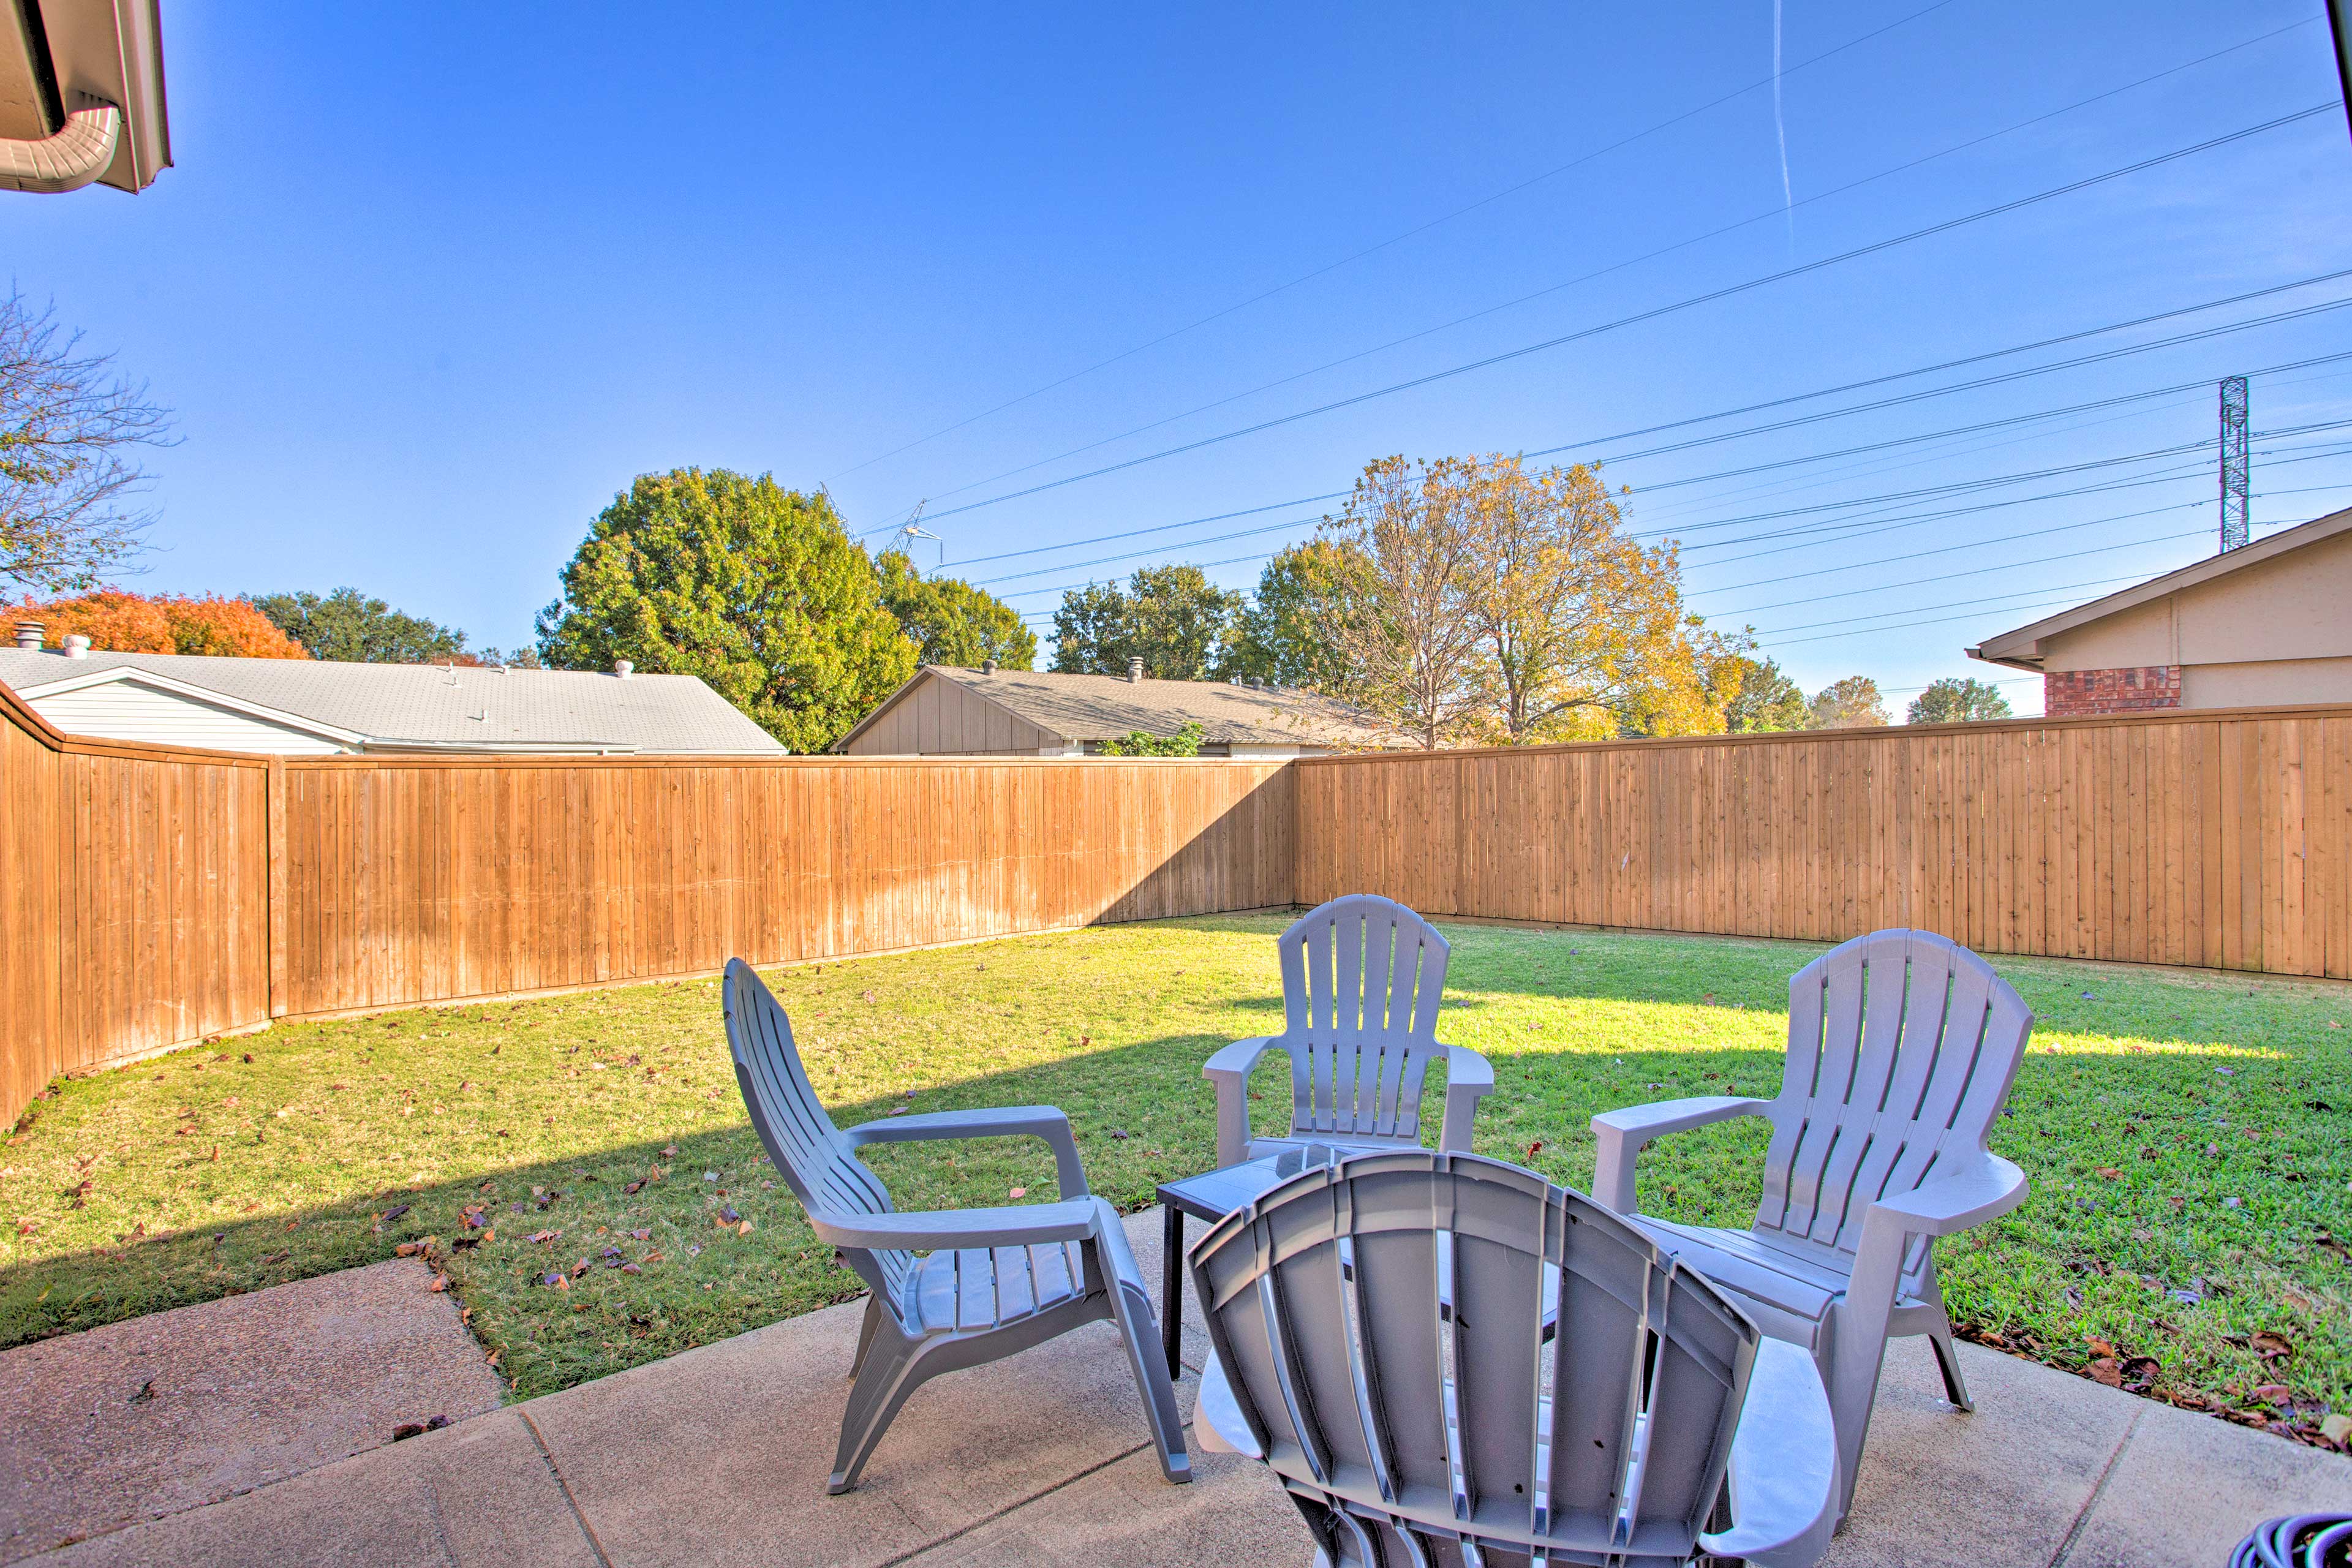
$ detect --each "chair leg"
[829,1332,935,1494]
[1106,1275,1193,1484]
[1926,1319,1973,1412]
[848,1293,886,1380]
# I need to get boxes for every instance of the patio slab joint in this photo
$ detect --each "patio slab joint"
[518,1409,617,1568]
[2046,1402,2144,1568]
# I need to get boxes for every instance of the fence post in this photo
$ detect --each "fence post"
[266,756,287,1018]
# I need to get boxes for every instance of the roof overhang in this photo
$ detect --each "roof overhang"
[1,0,167,194]
[1967,505,2352,673]
[15,664,370,746]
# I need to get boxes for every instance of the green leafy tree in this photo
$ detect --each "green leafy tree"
[1227,539,1367,691]
[1711,650,1809,732]
[535,468,914,752]
[250,587,474,665]
[875,550,1036,669]
[1805,675,1891,729]
[1907,676,2013,725]
[1098,721,1206,756]
[1049,564,1243,679]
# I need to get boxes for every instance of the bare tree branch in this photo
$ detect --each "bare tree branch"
[0,288,175,593]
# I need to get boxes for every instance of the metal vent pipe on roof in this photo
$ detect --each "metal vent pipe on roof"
[13,622,42,650]
[61,634,88,658]
[981,657,997,674]
[613,659,633,679]
[1126,656,1144,683]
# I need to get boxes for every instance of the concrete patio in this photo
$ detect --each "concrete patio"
[13,1209,2352,1568]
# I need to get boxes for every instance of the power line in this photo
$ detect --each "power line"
[1750,572,2152,637]
[822,0,1968,483]
[1703,528,2212,619]
[1004,461,2352,622]
[903,104,2335,526]
[895,21,2324,513]
[869,268,2352,570]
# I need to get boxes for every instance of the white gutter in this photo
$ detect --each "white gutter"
[0,99,118,193]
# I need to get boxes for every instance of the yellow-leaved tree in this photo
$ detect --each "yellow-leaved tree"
[1460,454,1719,743]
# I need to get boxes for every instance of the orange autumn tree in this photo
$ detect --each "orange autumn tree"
[13,590,308,658]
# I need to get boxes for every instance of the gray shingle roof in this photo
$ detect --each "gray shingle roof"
[0,649,783,753]
[918,666,1396,748]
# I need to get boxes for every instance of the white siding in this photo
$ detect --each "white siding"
[29,681,352,755]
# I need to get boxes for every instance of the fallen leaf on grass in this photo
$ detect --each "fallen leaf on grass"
[1008,1188,1027,1200]
[394,1242,421,1257]
[2095,1167,2120,1180]
[2323,1414,2352,1446]
[2087,1358,2123,1387]
[2252,1330,2294,1362]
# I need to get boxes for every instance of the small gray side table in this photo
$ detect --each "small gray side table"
[1154,1142,1345,1379]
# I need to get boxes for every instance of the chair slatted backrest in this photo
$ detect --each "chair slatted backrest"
[1755,930,2034,1272]
[1192,1151,1756,1566]
[1278,896,1451,1145]
[723,960,913,1312]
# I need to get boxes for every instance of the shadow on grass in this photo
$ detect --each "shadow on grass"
[4,919,2346,1428]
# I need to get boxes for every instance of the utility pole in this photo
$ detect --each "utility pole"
[2218,375,2249,553]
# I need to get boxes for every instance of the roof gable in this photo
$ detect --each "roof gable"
[835,665,1396,751]
[1970,505,2352,668]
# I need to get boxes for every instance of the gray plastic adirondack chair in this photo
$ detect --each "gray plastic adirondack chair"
[1205,895,1494,1169]
[1189,1149,1839,1568]
[722,959,1189,1494]
[1591,929,2032,1524]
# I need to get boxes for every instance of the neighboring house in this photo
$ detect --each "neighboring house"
[0,636,783,756]
[1967,505,2352,716]
[834,658,1396,757]
[2,0,168,195]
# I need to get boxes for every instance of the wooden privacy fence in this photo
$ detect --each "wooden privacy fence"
[1295,705,2352,981]
[0,681,1292,1117]
[4,677,2348,1122]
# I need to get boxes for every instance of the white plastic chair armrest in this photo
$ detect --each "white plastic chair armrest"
[1700,1336,1839,1567]
[1589,1096,1771,1213]
[843,1104,1090,1199]
[808,1198,1099,1253]
[1192,1350,1262,1458]
[1435,1043,1494,1154]
[1203,1036,1277,1167]
[1866,1153,2029,1239]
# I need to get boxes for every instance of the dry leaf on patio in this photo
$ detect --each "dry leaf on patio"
[428,1274,448,1292]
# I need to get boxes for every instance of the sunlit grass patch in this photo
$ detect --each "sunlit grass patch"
[1,914,2345,1441]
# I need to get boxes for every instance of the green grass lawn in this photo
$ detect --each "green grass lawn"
[2,914,2348,1449]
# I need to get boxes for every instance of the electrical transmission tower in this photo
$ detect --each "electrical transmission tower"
[888,502,945,574]
[2218,375,2249,552]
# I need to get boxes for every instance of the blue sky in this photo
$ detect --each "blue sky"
[10,1,2351,712]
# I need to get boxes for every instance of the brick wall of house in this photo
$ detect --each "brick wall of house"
[2043,665,2181,717]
